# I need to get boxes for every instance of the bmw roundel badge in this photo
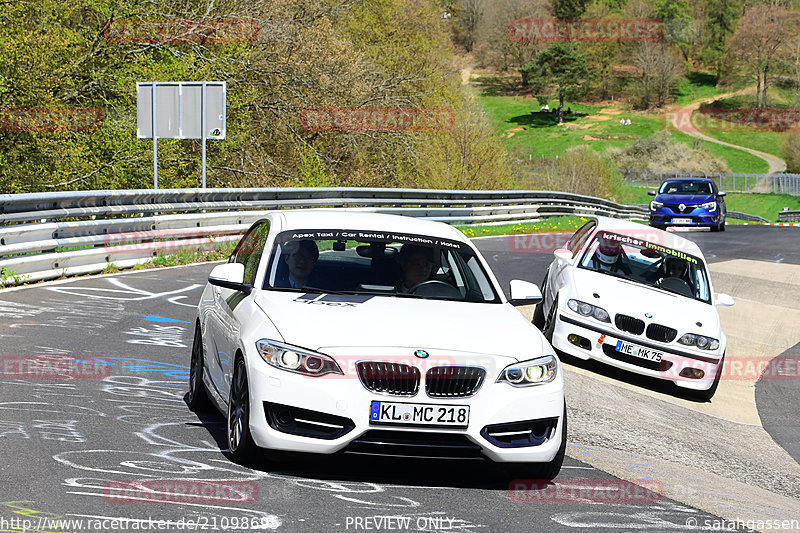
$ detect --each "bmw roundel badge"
[414,350,429,359]
[645,313,652,318]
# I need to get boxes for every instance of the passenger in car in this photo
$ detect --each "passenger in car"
[282,240,319,288]
[396,244,434,292]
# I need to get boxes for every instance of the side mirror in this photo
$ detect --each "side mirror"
[553,248,571,262]
[509,280,543,306]
[647,190,656,196]
[718,191,726,197]
[209,263,252,294]
[714,293,734,307]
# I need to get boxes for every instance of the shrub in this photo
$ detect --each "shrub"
[516,146,624,201]
[779,130,800,173]
[605,131,730,173]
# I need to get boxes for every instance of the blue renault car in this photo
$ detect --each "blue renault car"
[648,177,727,232]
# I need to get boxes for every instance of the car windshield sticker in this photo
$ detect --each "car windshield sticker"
[275,230,470,253]
[293,294,373,307]
[598,231,700,265]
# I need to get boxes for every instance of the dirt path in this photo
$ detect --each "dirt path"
[669,87,787,175]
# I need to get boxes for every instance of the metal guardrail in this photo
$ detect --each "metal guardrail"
[621,168,800,195]
[779,210,800,222]
[0,188,650,286]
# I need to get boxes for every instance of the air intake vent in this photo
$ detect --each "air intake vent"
[646,323,678,343]
[356,361,420,396]
[615,313,645,335]
[425,366,486,398]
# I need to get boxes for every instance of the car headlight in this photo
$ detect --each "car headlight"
[650,201,663,211]
[567,299,610,322]
[497,356,557,387]
[700,201,717,212]
[256,340,343,376]
[677,333,719,351]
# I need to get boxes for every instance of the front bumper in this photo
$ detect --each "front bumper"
[243,350,565,464]
[650,207,721,227]
[551,313,723,391]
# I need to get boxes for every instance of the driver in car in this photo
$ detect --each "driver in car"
[283,239,319,288]
[588,236,631,275]
[396,244,434,293]
[661,256,692,286]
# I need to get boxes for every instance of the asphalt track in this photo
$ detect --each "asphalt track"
[0,225,795,533]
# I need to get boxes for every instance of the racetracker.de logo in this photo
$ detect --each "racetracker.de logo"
[1,356,111,380]
[665,108,800,133]
[103,480,258,504]
[509,227,666,253]
[102,18,259,44]
[508,18,663,43]
[0,107,103,132]
[300,108,455,132]
[509,479,663,503]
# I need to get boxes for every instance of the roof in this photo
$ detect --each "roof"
[272,209,467,242]
[592,216,705,258]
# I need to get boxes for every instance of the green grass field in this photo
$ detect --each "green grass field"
[477,71,785,174]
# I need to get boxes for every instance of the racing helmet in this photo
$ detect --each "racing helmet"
[596,237,622,265]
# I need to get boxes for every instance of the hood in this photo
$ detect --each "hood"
[253,291,547,363]
[570,269,720,336]
[656,193,715,205]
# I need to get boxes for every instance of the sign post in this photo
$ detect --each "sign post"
[137,81,226,189]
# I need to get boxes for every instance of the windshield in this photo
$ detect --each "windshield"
[659,180,713,195]
[578,231,711,303]
[262,229,500,303]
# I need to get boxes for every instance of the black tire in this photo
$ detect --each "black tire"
[227,357,258,464]
[543,296,558,342]
[687,352,724,402]
[507,404,567,480]
[710,224,719,232]
[532,301,545,330]
[187,323,210,410]
[719,221,726,232]
[532,268,549,330]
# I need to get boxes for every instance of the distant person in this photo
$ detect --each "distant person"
[566,107,571,115]
[396,244,434,292]
[620,118,625,126]
[625,118,631,126]
[282,240,319,288]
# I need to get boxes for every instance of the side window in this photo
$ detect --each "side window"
[568,221,596,258]
[230,221,270,285]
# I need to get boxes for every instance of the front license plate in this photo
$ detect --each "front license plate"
[369,401,469,428]
[672,218,692,224]
[615,340,663,362]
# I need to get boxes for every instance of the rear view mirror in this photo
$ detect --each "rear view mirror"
[553,248,571,262]
[648,190,656,196]
[209,263,252,294]
[509,280,543,306]
[718,191,726,197]
[714,293,734,307]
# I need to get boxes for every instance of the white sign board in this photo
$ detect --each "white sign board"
[136,82,226,139]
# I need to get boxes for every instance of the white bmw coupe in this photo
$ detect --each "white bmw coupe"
[534,217,734,401]
[189,210,566,478]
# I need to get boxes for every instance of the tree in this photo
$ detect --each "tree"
[552,0,589,19]
[521,43,588,124]
[655,0,695,62]
[632,42,685,108]
[701,0,742,82]
[728,4,799,108]
[473,0,549,76]
[451,0,485,52]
